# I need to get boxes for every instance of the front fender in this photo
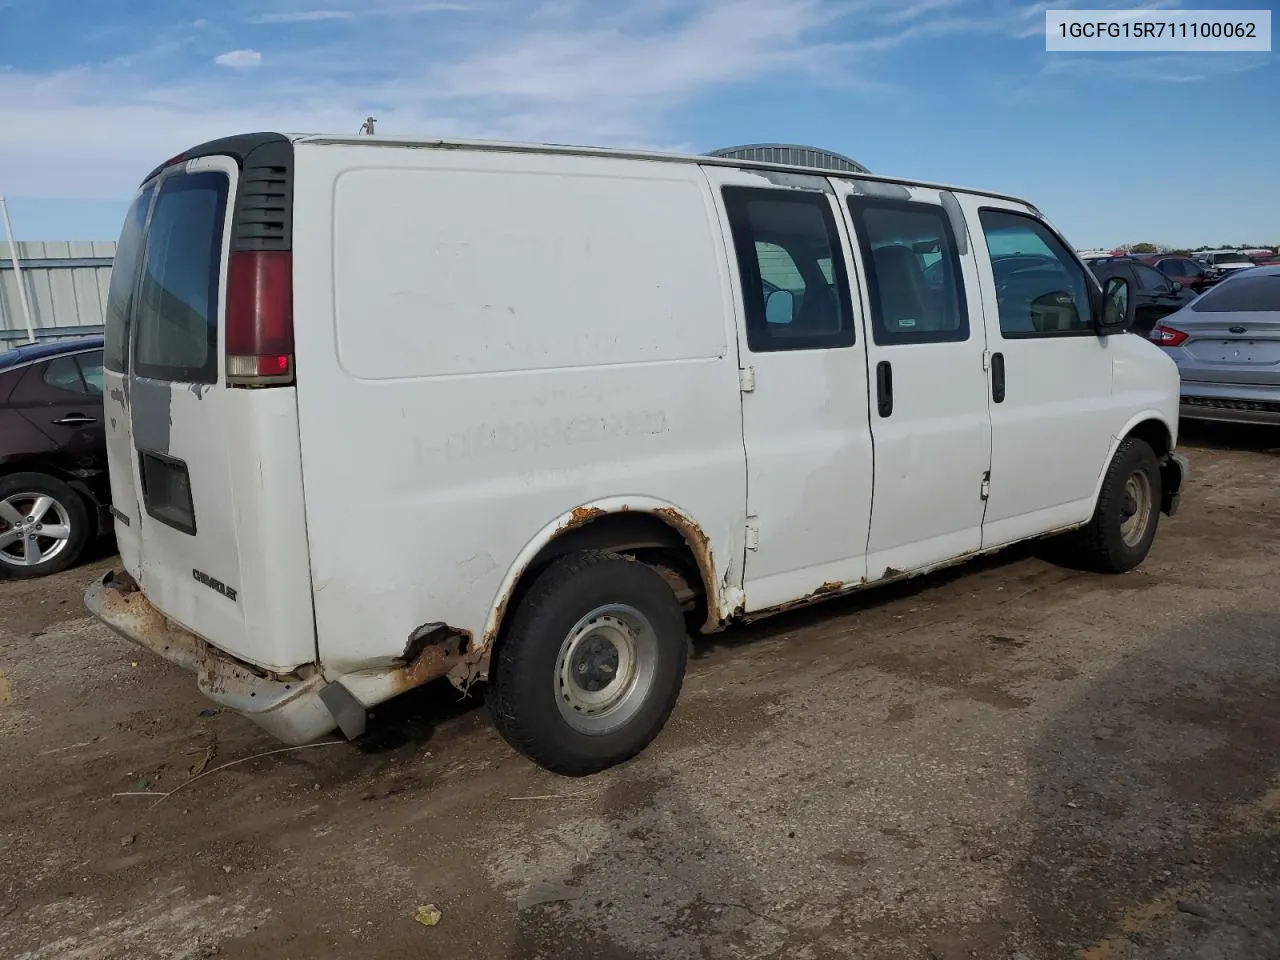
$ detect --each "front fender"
[1087,410,1180,513]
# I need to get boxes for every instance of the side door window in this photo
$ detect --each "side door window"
[42,356,92,395]
[722,187,856,352]
[1133,263,1174,294]
[77,352,105,395]
[978,210,1093,337]
[1158,259,1187,279]
[847,199,968,344]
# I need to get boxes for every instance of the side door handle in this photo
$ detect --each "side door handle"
[990,352,1006,404]
[52,414,98,426]
[876,360,893,418]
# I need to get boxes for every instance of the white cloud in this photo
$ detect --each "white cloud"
[193,18,208,29]
[251,2,472,19]
[0,0,1219,212]
[252,10,355,22]
[214,49,263,69]
[1042,52,1268,84]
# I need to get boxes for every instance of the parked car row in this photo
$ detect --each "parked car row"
[1080,254,1280,425]
[1194,249,1273,275]
[1086,256,1199,336]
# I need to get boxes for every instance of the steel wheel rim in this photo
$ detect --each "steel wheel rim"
[0,493,73,567]
[1119,470,1153,548]
[555,603,659,736]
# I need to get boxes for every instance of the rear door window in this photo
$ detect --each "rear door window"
[103,184,156,373]
[132,172,229,384]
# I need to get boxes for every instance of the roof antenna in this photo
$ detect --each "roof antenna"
[359,116,377,135]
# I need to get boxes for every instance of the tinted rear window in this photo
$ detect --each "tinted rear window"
[132,172,229,383]
[1192,274,1280,313]
[103,185,156,373]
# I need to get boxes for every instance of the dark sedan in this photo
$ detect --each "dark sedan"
[0,335,111,578]
[1087,257,1199,337]
[1132,255,1221,292]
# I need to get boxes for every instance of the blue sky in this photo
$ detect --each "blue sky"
[0,0,1275,248]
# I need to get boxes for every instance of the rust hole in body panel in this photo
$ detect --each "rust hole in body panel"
[560,505,607,534]
[393,622,476,696]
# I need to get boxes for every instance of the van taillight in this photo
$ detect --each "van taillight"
[226,250,294,386]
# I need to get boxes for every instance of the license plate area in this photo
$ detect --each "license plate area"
[1189,339,1280,364]
[139,451,197,535]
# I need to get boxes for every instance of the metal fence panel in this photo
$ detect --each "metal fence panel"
[0,239,114,350]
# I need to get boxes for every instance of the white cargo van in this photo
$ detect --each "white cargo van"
[86,133,1188,775]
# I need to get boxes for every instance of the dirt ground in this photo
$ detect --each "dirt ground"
[1,422,1277,960]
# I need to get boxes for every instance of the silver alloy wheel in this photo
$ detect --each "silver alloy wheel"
[0,493,74,567]
[1118,470,1153,548]
[555,603,659,736]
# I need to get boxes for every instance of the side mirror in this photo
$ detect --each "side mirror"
[765,288,795,325]
[1098,275,1132,334]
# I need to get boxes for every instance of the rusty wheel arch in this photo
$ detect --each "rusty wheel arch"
[465,506,721,687]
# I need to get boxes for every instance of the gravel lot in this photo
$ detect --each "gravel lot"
[1,423,1277,960]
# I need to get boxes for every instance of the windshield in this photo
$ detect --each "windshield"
[1214,253,1250,264]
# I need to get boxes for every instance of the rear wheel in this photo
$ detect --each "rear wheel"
[0,473,92,579]
[1049,438,1162,574]
[486,551,689,776]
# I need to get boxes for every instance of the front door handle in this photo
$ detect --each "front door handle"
[876,360,893,417]
[52,414,98,426]
[991,352,1006,404]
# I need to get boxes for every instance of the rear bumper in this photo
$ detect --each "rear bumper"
[85,569,339,745]
[84,569,472,745]
[1180,393,1280,426]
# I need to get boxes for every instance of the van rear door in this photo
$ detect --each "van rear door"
[102,144,316,674]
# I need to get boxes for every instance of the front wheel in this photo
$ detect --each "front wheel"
[486,551,689,776]
[1049,438,1162,574]
[0,473,92,579]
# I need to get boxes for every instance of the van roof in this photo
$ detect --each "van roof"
[291,133,1036,209]
[147,131,1037,212]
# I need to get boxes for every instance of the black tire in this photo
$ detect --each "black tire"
[486,551,689,776]
[0,472,92,580]
[1049,438,1162,574]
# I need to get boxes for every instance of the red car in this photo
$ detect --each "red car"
[1130,255,1219,292]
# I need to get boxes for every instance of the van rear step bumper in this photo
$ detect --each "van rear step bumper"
[85,569,341,745]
